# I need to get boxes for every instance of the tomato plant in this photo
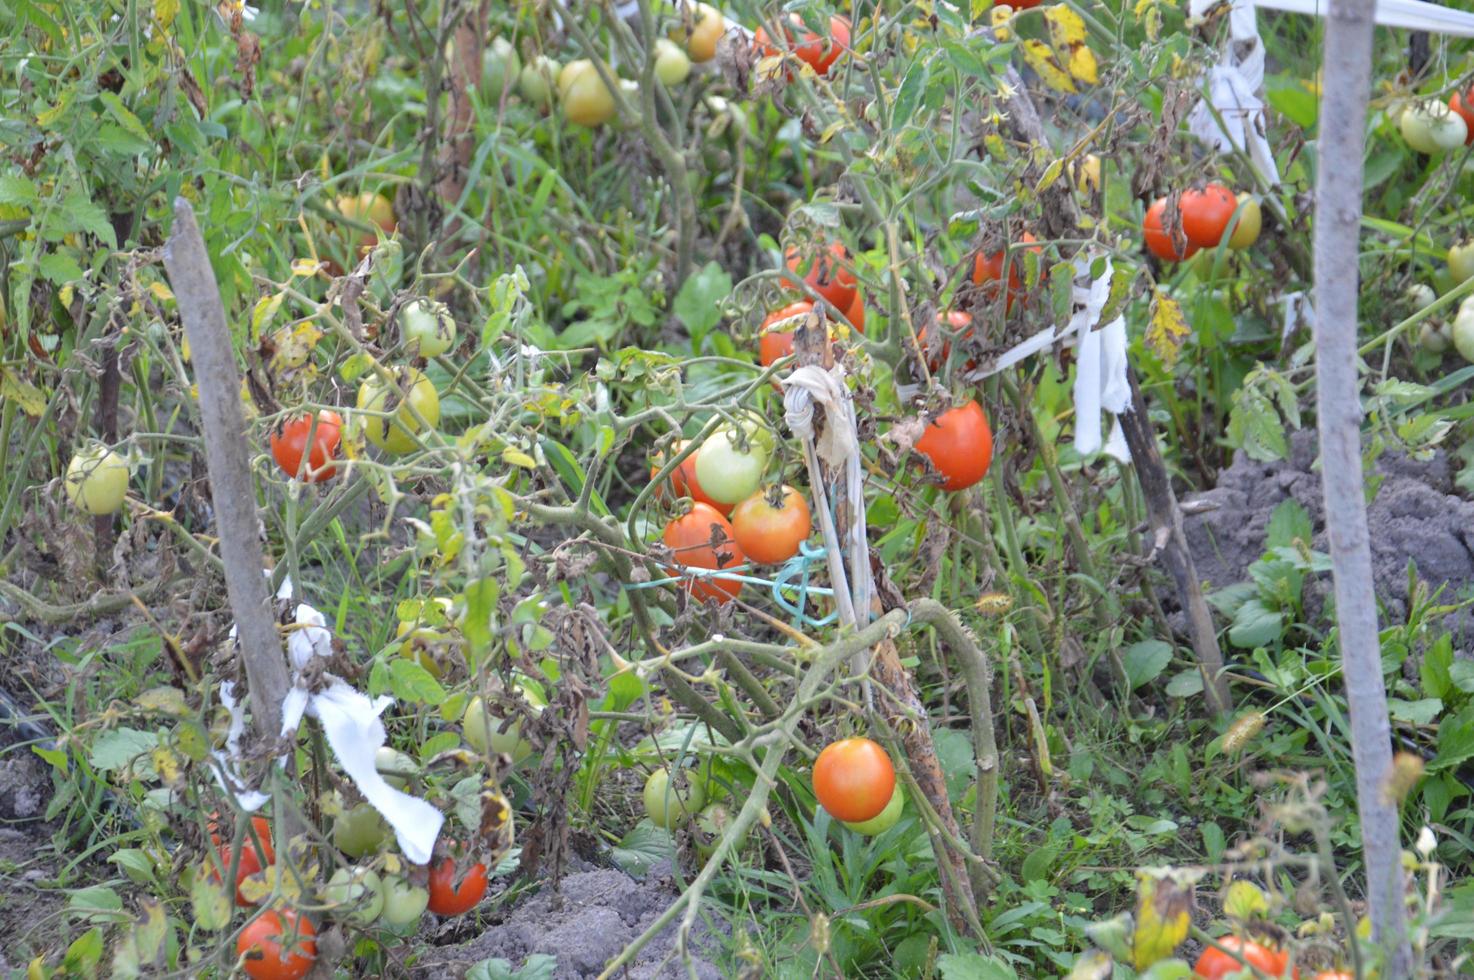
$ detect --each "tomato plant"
[972,232,1040,313]
[662,502,745,603]
[427,850,489,916]
[842,784,903,835]
[236,909,317,980]
[1192,937,1295,979]
[783,241,858,312]
[1143,198,1198,262]
[64,445,129,515]
[269,410,342,483]
[1179,183,1237,248]
[356,367,440,454]
[730,485,811,564]
[914,400,993,492]
[812,737,896,823]
[643,767,707,828]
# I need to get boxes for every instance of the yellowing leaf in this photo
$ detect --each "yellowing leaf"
[269,322,322,372]
[1036,158,1066,195]
[251,292,284,337]
[1044,4,1087,44]
[818,120,847,144]
[36,92,73,129]
[154,0,179,29]
[150,745,183,787]
[147,281,174,304]
[990,5,1014,40]
[190,866,231,931]
[290,258,322,278]
[1224,880,1269,920]
[502,446,537,469]
[1,368,48,417]
[1146,290,1191,367]
[1021,40,1077,93]
[1040,5,1098,88]
[1134,0,1163,41]
[1132,869,1193,969]
[1068,44,1099,85]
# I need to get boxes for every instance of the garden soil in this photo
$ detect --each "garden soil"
[1181,429,1474,654]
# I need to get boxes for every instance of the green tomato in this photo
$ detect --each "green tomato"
[643,767,706,829]
[482,36,521,100]
[375,746,419,790]
[462,688,543,763]
[378,874,430,931]
[842,784,904,835]
[400,299,457,359]
[653,39,692,86]
[1449,241,1474,283]
[356,367,440,454]
[693,430,767,505]
[324,867,385,925]
[333,802,391,858]
[65,445,129,515]
[1453,297,1474,363]
[1419,321,1452,354]
[519,55,559,109]
[1400,101,1467,154]
[692,803,741,861]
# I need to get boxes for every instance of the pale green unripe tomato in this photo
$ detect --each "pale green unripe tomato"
[642,767,706,829]
[1400,100,1467,154]
[519,55,559,109]
[375,746,418,790]
[324,867,385,925]
[462,681,545,763]
[333,802,391,858]
[65,445,129,515]
[482,37,521,100]
[378,874,429,932]
[653,39,692,86]
[1419,321,1453,353]
[400,299,456,358]
[355,367,440,454]
[1449,241,1474,283]
[1452,295,1474,362]
[842,785,904,835]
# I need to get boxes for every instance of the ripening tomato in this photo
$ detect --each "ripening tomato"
[651,440,732,514]
[812,737,896,823]
[334,192,396,256]
[559,59,617,127]
[755,13,850,76]
[209,814,276,865]
[237,909,317,980]
[1143,198,1198,262]
[731,485,811,564]
[1192,936,1296,979]
[694,429,768,505]
[210,814,276,906]
[1400,99,1467,153]
[400,299,457,358]
[1310,973,1351,980]
[1179,183,1238,248]
[270,410,342,482]
[65,445,129,515]
[427,851,489,916]
[972,232,1041,313]
[378,875,430,931]
[671,2,725,62]
[783,241,857,312]
[842,290,865,333]
[915,400,993,492]
[758,301,815,368]
[663,502,746,603]
[1449,89,1474,145]
[1228,193,1262,250]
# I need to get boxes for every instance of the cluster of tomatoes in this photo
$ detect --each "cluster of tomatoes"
[1142,183,1261,263]
[216,805,490,979]
[1190,934,1354,979]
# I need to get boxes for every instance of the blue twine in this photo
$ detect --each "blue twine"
[627,539,836,629]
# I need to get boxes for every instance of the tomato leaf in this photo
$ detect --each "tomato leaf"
[1145,290,1191,367]
[388,658,447,706]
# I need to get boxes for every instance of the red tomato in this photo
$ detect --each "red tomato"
[269,410,342,482]
[917,310,975,371]
[1143,198,1198,262]
[731,485,812,564]
[209,814,276,907]
[1010,0,1043,7]
[663,502,746,603]
[915,400,993,492]
[758,301,815,368]
[812,737,895,823]
[783,241,857,312]
[972,232,1041,313]
[755,14,850,76]
[842,290,865,333]
[651,440,733,515]
[1179,183,1238,248]
[209,813,276,864]
[1449,90,1474,144]
[427,854,489,916]
[1192,937,1296,979]
[237,909,317,980]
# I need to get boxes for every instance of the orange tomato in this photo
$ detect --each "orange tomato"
[1143,198,1198,262]
[269,410,342,483]
[237,908,317,980]
[731,485,812,564]
[758,301,814,368]
[755,13,850,76]
[209,814,276,907]
[783,241,857,312]
[426,852,488,916]
[663,502,746,603]
[1449,90,1474,144]
[914,400,993,492]
[1192,937,1296,979]
[812,737,895,822]
[1179,183,1238,248]
[842,290,865,333]
[972,232,1041,313]
[651,440,733,515]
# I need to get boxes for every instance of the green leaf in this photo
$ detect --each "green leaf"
[1421,633,1455,700]
[932,726,975,798]
[1387,698,1443,726]
[39,250,85,285]
[1164,670,1204,698]
[108,849,158,885]
[10,0,64,47]
[63,927,106,976]
[190,867,232,931]
[672,261,731,337]
[88,728,159,772]
[1228,599,1283,649]
[936,952,1019,979]
[388,658,447,706]
[98,92,154,146]
[467,954,559,980]
[611,821,675,878]
[892,58,930,127]
[1430,704,1474,771]
[462,577,500,672]
[1265,500,1313,549]
[1122,640,1173,690]
[1019,843,1059,882]
[68,885,125,922]
[0,174,39,209]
